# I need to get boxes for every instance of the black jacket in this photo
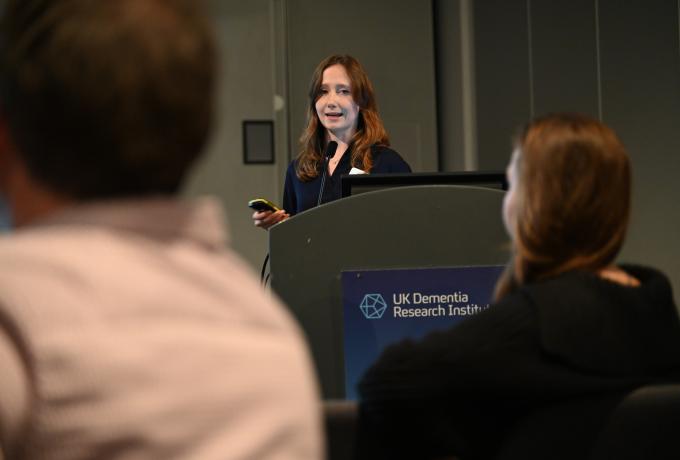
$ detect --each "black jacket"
[282,145,411,216]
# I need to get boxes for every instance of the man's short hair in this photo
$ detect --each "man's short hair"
[0,0,216,199]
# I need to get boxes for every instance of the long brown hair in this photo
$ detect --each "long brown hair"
[296,54,389,181]
[495,113,632,300]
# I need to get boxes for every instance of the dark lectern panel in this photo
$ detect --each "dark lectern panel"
[269,185,508,398]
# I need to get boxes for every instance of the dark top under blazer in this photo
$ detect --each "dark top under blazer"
[282,145,411,216]
[358,265,680,460]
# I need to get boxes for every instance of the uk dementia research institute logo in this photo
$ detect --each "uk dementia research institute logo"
[359,293,388,319]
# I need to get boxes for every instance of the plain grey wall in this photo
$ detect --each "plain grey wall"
[185,0,680,300]
[598,0,680,299]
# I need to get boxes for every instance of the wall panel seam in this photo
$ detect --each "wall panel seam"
[595,0,603,120]
[527,0,535,118]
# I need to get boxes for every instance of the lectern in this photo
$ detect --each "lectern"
[269,185,508,398]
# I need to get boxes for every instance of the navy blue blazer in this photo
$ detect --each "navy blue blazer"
[282,145,411,216]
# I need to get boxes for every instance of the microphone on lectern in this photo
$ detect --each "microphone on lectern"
[316,141,338,207]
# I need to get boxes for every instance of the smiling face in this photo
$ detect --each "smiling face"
[314,64,360,142]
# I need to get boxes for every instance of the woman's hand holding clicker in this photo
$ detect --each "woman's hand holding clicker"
[253,209,289,230]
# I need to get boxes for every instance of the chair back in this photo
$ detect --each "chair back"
[496,384,680,460]
[589,384,680,459]
[324,400,358,460]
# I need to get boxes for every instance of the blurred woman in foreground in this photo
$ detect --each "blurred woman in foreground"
[358,113,680,460]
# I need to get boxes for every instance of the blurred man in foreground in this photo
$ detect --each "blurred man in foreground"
[0,0,321,458]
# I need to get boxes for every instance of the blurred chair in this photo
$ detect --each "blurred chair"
[589,384,680,459]
[324,400,358,460]
[496,384,680,460]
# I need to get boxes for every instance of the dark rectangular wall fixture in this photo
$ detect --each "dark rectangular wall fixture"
[243,120,275,164]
